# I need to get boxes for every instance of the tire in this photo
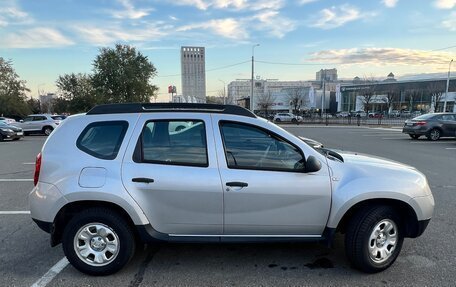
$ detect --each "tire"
[12,138,20,141]
[42,126,54,136]
[426,128,440,141]
[291,118,297,123]
[345,205,404,273]
[409,134,420,140]
[0,134,4,141]
[275,118,281,123]
[62,208,136,275]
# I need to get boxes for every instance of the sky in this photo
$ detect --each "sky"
[0,0,455,101]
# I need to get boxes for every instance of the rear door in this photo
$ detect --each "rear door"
[122,113,223,235]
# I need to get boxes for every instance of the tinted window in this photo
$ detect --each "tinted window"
[440,114,455,121]
[51,116,66,120]
[220,122,304,172]
[140,120,208,167]
[24,116,33,122]
[33,116,47,121]
[77,121,128,160]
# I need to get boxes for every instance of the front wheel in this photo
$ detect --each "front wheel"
[345,205,404,273]
[62,208,136,275]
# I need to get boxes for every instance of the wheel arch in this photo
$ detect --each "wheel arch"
[51,200,138,247]
[333,198,421,238]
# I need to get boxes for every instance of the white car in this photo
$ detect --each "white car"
[29,103,434,275]
[273,113,303,123]
[15,114,58,135]
[0,117,16,125]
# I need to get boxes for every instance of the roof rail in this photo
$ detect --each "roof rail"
[86,103,256,118]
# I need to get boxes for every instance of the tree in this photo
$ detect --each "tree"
[56,73,96,113]
[257,91,276,118]
[0,57,31,117]
[286,88,304,115]
[92,44,158,103]
[427,82,446,112]
[26,97,41,114]
[361,76,378,115]
[52,97,69,114]
[206,95,224,104]
[382,85,400,116]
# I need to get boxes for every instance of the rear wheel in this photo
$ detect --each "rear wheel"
[409,134,420,140]
[426,128,440,141]
[275,118,281,123]
[62,208,136,275]
[345,205,404,273]
[291,118,297,123]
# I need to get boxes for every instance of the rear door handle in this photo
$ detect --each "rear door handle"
[226,181,248,187]
[132,177,154,183]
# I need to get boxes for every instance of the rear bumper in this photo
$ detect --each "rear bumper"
[402,126,429,135]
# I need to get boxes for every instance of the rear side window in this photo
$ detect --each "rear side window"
[77,121,128,160]
[138,120,208,167]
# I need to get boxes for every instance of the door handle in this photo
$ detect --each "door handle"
[132,177,154,183]
[226,181,248,187]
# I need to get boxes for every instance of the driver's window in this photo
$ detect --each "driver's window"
[220,121,304,172]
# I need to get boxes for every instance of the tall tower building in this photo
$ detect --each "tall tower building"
[181,46,206,103]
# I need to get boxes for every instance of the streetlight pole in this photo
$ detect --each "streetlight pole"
[251,44,260,112]
[219,79,226,104]
[443,59,453,113]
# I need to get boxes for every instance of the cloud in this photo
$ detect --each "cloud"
[310,5,372,29]
[253,10,296,38]
[75,24,168,45]
[434,0,456,9]
[177,18,248,40]
[169,0,284,11]
[441,12,456,31]
[308,48,455,68]
[0,4,31,27]
[381,0,398,8]
[0,27,74,48]
[109,0,153,19]
[298,0,319,5]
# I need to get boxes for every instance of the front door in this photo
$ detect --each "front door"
[122,114,223,235]
[212,118,332,236]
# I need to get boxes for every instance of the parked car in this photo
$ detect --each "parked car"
[389,110,401,117]
[0,122,23,141]
[51,115,67,125]
[402,113,456,140]
[29,103,434,275]
[336,112,349,118]
[368,112,383,118]
[273,113,303,123]
[401,111,411,117]
[15,114,58,135]
[0,117,17,125]
[351,111,367,117]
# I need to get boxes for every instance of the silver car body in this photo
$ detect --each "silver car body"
[29,111,434,240]
[15,114,58,132]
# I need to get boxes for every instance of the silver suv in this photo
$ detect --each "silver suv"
[29,103,434,275]
[16,114,58,135]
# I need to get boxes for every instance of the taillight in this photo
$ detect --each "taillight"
[34,153,42,186]
[415,121,427,126]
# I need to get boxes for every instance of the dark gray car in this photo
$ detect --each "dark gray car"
[402,113,456,140]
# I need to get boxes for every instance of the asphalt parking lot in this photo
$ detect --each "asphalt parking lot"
[0,128,455,287]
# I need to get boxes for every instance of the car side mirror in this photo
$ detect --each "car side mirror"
[305,155,322,173]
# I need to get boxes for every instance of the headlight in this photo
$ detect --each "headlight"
[1,128,13,133]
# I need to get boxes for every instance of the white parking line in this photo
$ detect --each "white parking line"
[31,257,69,287]
[410,141,456,144]
[22,162,35,165]
[362,134,404,137]
[445,148,456,150]
[0,179,33,182]
[0,211,30,214]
